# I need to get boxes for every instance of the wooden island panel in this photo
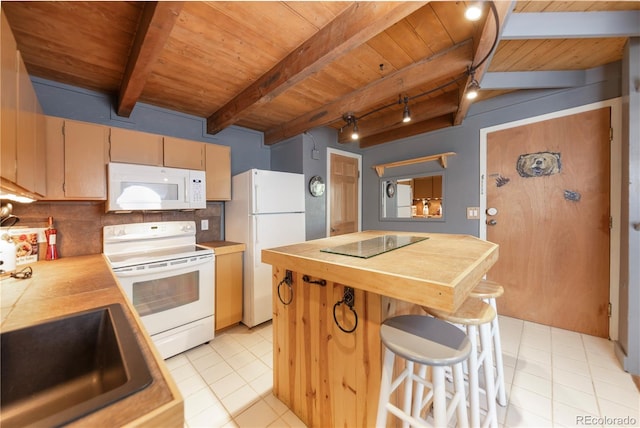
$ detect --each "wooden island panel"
[263,231,498,428]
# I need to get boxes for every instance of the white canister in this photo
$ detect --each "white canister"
[0,233,17,274]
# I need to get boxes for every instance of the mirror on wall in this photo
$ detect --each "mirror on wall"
[380,173,444,221]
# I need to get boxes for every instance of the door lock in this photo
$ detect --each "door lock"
[486,219,497,226]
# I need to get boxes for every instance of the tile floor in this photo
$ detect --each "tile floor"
[165,316,640,428]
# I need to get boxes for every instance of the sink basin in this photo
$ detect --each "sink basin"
[1,304,153,427]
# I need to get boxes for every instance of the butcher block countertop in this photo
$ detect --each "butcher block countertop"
[262,230,499,312]
[0,255,183,427]
[198,240,246,255]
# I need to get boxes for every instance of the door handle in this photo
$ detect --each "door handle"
[486,219,497,226]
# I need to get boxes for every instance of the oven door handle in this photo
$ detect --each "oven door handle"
[112,256,212,277]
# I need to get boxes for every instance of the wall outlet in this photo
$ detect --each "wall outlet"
[201,219,209,230]
[466,207,480,219]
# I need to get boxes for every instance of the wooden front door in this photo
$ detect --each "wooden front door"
[329,152,359,236]
[486,107,611,337]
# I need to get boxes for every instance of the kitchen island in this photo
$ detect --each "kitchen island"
[0,255,183,427]
[262,230,498,428]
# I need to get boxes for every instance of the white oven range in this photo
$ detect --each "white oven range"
[103,221,214,359]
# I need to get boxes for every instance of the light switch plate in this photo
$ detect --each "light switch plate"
[466,207,480,219]
[201,219,209,230]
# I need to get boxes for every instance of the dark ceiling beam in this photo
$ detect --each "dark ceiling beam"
[265,40,473,145]
[117,2,183,117]
[358,114,454,148]
[502,11,640,39]
[206,1,426,135]
[454,0,514,126]
[337,91,459,144]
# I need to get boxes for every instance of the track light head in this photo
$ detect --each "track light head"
[466,79,480,100]
[342,113,359,140]
[402,97,411,123]
[465,2,483,21]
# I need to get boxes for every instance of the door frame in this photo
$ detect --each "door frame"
[479,98,622,340]
[326,147,362,237]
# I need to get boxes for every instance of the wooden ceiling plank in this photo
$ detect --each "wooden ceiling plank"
[265,40,472,145]
[358,115,454,148]
[117,2,184,118]
[206,1,427,135]
[454,0,515,126]
[337,90,459,143]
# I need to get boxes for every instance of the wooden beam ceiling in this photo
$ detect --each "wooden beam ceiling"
[117,1,183,117]
[359,114,455,148]
[205,1,426,135]
[337,90,460,144]
[454,0,514,126]
[264,40,473,145]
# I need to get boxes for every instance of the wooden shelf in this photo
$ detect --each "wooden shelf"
[373,152,456,177]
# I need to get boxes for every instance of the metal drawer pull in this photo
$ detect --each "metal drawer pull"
[302,275,326,286]
[277,270,294,305]
[333,286,358,333]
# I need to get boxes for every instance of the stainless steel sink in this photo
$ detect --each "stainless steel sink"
[1,304,153,427]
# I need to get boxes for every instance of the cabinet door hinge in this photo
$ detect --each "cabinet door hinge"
[609,216,613,229]
[609,127,613,142]
[608,302,612,317]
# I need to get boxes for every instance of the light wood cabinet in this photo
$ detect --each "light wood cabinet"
[432,175,442,198]
[163,136,204,170]
[200,242,245,331]
[1,10,18,184]
[205,143,231,200]
[45,116,109,200]
[109,127,164,166]
[1,11,45,197]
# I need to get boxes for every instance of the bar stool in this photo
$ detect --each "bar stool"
[376,315,471,428]
[423,299,498,428]
[469,279,507,407]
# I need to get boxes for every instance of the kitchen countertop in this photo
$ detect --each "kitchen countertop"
[262,230,499,312]
[0,255,183,427]
[199,240,246,255]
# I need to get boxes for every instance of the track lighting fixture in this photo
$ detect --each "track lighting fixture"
[465,2,483,21]
[335,2,498,139]
[402,96,411,123]
[342,113,359,140]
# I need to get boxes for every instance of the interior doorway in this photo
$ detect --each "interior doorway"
[326,148,361,237]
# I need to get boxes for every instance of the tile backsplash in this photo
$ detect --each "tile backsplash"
[8,201,223,258]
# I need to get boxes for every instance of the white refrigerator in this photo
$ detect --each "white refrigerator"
[225,169,306,327]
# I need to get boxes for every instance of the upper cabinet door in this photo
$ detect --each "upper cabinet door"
[63,119,109,199]
[1,10,18,183]
[15,52,37,193]
[205,143,231,200]
[110,127,163,166]
[163,136,204,170]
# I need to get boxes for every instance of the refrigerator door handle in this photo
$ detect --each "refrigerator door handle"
[253,184,259,213]
[254,215,259,244]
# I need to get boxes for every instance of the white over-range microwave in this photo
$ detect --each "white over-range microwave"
[106,162,206,212]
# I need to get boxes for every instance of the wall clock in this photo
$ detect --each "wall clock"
[386,182,396,198]
[309,176,325,197]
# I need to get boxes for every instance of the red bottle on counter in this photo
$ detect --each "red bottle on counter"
[45,216,59,260]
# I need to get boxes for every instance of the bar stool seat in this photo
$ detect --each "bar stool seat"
[469,279,507,407]
[376,315,471,428]
[424,298,499,428]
